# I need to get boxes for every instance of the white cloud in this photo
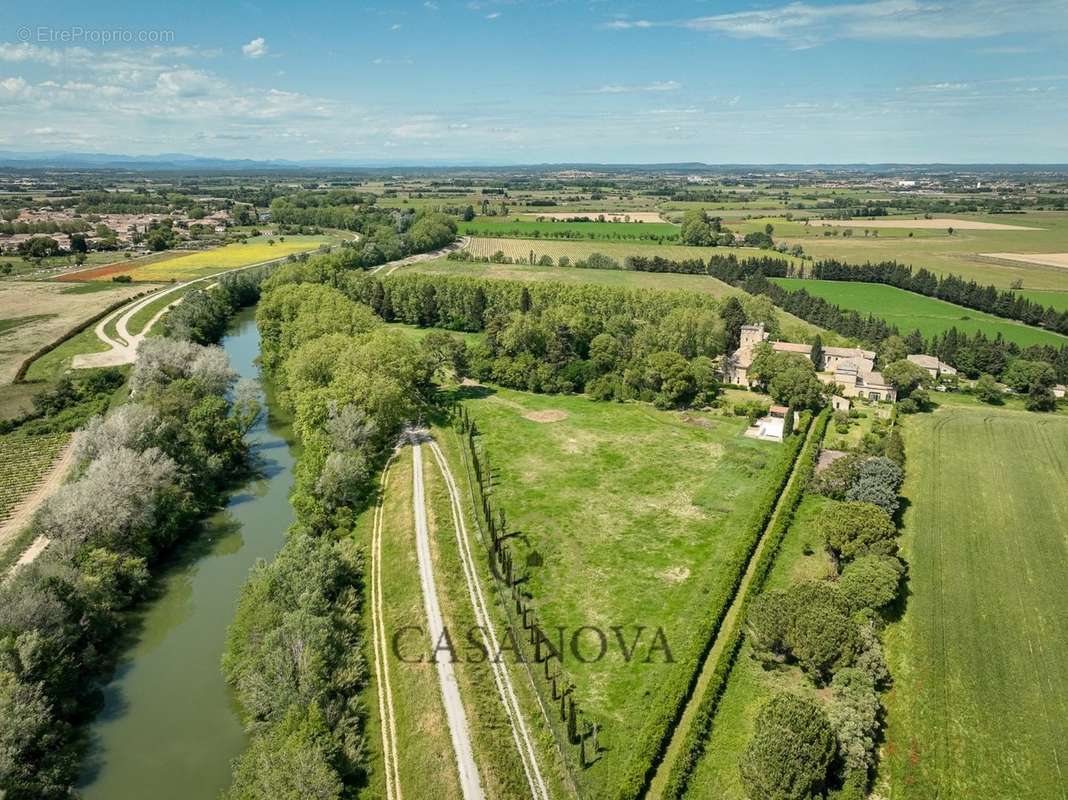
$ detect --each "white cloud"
[0,76,29,102]
[242,37,268,58]
[582,80,682,94]
[486,12,501,19]
[391,24,403,31]
[604,0,1068,48]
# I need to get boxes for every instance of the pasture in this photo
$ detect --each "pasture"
[879,407,1068,799]
[770,277,1068,349]
[451,386,781,798]
[458,218,679,241]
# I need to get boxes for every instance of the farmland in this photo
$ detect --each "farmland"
[66,235,340,283]
[770,277,1068,349]
[450,386,781,798]
[879,407,1068,800]
[462,235,796,267]
[458,218,680,241]
[0,432,69,527]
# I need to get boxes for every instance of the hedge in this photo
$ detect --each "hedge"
[661,409,830,799]
[613,412,814,800]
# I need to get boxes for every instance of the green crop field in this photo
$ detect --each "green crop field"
[879,407,1068,800]
[458,219,680,240]
[771,277,1068,349]
[1016,289,1068,312]
[452,386,782,798]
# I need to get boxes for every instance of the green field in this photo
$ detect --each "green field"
[771,277,1068,349]
[879,407,1068,799]
[454,386,781,798]
[1016,289,1068,312]
[459,219,680,240]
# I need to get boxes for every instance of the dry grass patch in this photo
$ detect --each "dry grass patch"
[979,251,1068,269]
[523,409,568,423]
[807,217,1041,230]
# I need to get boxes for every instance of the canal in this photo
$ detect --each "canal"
[79,308,294,799]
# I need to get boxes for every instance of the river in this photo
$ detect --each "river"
[78,308,294,799]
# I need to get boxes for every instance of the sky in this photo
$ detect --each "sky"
[1,0,1067,164]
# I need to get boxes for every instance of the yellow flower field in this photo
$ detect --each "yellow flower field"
[117,235,338,282]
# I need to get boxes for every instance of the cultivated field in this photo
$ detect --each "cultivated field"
[520,211,667,222]
[0,432,69,527]
[0,280,158,384]
[771,277,1068,349]
[462,235,795,266]
[808,217,1042,231]
[453,386,781,798]
[981,252,1068,269]
[879,407,1068,800]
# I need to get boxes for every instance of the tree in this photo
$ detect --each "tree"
[837,555,903,613]
[770,365,825,410]
[810,335,824,371]
[720,296,748,353]
[818,500,897,562]
[643,351,695,409]
[462,205,475,222]
[680,209,714,246]
[1002,359,1055,394]
[881,359,931,398]
[846,476,899,515]
[878,335,907,366]
[1026,384,1057,412]
[974,373,1003,404]
[740,693,836,800]
[827,668,880,777]
[785,582,858,682]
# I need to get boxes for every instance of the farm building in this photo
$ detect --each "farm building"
[907,353,957,379]
[723,324,893,400]
[831,395,852,412]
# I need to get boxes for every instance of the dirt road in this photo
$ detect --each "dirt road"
[410,432,485,800]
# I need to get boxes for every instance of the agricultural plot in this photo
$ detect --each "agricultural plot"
[459,219,680,241]
[879,407,1068,800]
[463,235,796,267]
[770,277,1068,349]
[1015,289,1068,312]
[0,432,69,525]
[453,386,782,799]
[0,280,155,384]
[772,211,1068,291]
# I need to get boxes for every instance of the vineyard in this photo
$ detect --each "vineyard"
[0,432,70,525]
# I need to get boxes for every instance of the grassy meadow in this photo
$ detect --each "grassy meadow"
[453,385,782,799]
[770,277,1068,349]
[879,407,1068,800]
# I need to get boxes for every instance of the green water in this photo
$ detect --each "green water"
[78,308,295,799]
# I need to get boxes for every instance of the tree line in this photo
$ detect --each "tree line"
[0,339,259,799]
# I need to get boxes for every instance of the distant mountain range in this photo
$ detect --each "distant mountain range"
[0,150,1066,174]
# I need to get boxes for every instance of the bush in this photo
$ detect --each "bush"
[740,693,836,800]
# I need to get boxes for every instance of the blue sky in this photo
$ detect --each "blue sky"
[1,0,1067,163]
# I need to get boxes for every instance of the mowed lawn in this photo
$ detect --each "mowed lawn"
[879,408,1068,799]
[771,278,1068,349]
[457,387,780,799]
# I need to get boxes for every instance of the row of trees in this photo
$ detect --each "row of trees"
[221,279,447,798]
[0,339,258,798]
[810,258,1068,336]
[741,419,907,800]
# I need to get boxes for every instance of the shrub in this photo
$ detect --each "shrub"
[740,693,836,800]
[784,582,858,683]
[827,668,880,778]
